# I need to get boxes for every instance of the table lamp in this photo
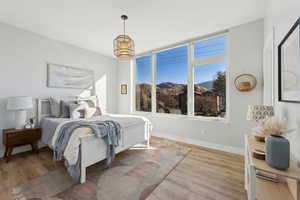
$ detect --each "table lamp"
[7,96,33,129]
[247,105,274,121]
[247,105,274,141]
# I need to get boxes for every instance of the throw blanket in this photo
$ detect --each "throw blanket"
[53,120,122,181]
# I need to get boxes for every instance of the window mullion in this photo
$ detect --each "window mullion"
[151,54,157,113]
[187,43,194,116]
[132,59,136,113]
[192,55,226,66]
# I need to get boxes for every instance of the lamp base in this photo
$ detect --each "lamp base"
[15,110,27,129]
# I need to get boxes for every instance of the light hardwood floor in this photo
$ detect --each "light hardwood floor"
[0,137,246,200]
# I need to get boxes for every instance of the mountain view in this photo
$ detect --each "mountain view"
[135,37,226,117]
[136,71,226,117]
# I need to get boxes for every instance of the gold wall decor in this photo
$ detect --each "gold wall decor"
[234,73,257,92]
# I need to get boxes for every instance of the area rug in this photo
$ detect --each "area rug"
[12,139,191,200]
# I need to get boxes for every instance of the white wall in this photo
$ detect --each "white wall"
[264,0,300,160]
[0,22,118,154]
[118,61,132,114]
[117,20,264,154]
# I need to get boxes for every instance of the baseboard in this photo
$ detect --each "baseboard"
[152,131,244,155]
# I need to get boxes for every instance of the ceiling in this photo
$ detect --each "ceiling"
[0,0,265,58]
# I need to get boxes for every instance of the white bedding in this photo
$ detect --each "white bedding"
[41,114,151,165]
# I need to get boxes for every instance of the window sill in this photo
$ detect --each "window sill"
[131,111,230,124]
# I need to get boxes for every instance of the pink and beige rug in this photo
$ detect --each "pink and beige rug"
[12,140,191,200]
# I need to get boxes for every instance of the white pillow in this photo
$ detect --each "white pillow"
[69,103,86,119]
[85,107,97,119]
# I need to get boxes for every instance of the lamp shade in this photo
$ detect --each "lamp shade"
[7,96,33,110]
[247,105,274,121]
[113,35,135,60]
[113,15,135,60]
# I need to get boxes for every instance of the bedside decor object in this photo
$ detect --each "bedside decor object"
[247,105,274,121]
[278,17,300,103]
[113,15,135,60]
[121,84,127,94]
[24,122,32,129]
[266,135,290,170]
[47,63,94,90]
[245,135,300,200]
[252,149,265,160]
[29,117,35,128]
[7,96,33,129]
[234,73,257,92]
[253,117,292,137]
[247,105,274,142]
[3,128,41,162]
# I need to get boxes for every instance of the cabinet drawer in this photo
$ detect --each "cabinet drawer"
[7,137,38,146]
[7,129,40,138]
[4,129,41,146]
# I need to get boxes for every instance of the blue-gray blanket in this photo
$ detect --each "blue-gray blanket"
[53,120,122,182]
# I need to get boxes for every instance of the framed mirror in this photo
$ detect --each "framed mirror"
[278,17,300,103]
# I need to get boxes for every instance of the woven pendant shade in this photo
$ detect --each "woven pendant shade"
[113,35,135,60]
[113,15,135,60]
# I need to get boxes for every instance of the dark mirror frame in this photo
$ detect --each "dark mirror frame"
[278,17,300,103]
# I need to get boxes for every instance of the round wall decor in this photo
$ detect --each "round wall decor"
[234,73,257,92]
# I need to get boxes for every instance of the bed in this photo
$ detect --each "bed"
[37,98,151,184]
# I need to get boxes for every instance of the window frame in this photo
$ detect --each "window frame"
[133,32,229,122]
[133,53,153,114]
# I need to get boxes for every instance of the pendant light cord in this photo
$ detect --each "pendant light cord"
[123,18,126,40]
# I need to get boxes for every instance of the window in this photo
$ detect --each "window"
[193,36,227,118]
[136,56,152,112]
[156,46,188,114]
[194,36,226,59]
[194,63,226,117]
[134,34,227,119]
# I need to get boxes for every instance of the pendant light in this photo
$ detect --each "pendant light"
[113,15,135,60]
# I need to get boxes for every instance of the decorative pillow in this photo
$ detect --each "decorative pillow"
[78,109,85,118]
[69,103,86,119]
[85,107,97,119]
[93,107,102,117]
[77,96,98,107]
[77,96,102,117]
[49,97,61,117]
[60,100,77,118]
[60,100,70,118]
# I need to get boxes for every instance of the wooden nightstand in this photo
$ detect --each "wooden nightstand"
[2,128,41,162]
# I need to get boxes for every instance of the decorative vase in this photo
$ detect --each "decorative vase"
[265,135,290,170]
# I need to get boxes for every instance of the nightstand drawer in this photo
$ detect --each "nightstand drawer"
[7,137,38,146]
[2,128,41,162]
[6,129,40,139]
[3,128,41,146]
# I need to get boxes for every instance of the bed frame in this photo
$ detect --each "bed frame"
[37,98,151,183]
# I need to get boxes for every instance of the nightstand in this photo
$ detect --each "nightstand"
[2,128,41,162]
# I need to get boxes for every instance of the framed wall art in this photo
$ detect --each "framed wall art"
[47,63,94,90]
[121,84,128,94]
[278,17,300,103]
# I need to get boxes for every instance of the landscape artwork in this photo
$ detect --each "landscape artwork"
[47,63,94,90]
